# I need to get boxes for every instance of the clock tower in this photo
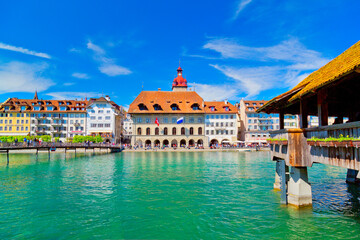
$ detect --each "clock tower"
[172,66,188,91]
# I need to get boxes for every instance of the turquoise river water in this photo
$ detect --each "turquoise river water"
[1,151,360,239]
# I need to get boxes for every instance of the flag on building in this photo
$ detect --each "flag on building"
[176,117,184,124]
[155,117,160,126]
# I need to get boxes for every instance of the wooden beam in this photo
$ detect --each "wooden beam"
[300,99,308,128]
[317,89,328,126]
[279,110,285,130]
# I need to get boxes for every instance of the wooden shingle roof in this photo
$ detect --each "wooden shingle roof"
[258,40,360,113]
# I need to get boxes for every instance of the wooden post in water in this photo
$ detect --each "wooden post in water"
[7,150,9,165]
[48,149,50,160]
[75,148,76,158]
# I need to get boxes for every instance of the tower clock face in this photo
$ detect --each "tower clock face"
[179,72,182,76]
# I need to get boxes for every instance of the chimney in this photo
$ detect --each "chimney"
[105,95,110,101]
[158,88,161,91]
[225,99,228,105]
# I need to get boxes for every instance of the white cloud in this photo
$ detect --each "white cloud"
[203,38,330,68]
[72,72,90,79]
[45,91,102,100]
[86,40,132,76]
[191,83,238,101]
[0,42,51,59]
[233,0,252,20]
[87,41,106,55]
[199,37,330,98]
[63,82,75,86]
[99,64,131,76]
[0,61,54,94]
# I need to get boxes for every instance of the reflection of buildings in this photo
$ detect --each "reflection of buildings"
[237,99,299,143]
[86,96,125,143]
[128,67,207,147]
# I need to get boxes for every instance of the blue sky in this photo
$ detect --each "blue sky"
[0,0,359,108]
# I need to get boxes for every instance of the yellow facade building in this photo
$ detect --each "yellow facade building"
[0,99,31,136]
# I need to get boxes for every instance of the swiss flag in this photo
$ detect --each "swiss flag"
[155,117,160,126]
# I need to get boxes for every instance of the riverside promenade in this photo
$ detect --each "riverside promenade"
[0,142,122,163]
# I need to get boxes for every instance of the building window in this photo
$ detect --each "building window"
[172,118,176,123]
[146,118,151,123]
[137,118,142,123]
[107,110,111,114]
[198,118,202,123]
[137,127,142,135]
[164,127,168,135]
[198,127,202,135]
[189,118,194,123]
[138,103,147,110]
[172,127,176,135]
[105,124,111,127]
[91,124,96,127]
[170,104,180,111]
[164,118,168,123]
[153,104,162,111]
[105,116,111,120]
[47,107,53,111]
[146,127,150,135]
[191,104,200,110]
[91,116,95,120]
[98,124,104,128]
[206,130,209,135]
[181,127,185,135]
[210,106,215,112]
[211,130,214,135]
[155,127,159,135]
[189,127,194,135]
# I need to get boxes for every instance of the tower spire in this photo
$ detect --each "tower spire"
[34,90,38,100]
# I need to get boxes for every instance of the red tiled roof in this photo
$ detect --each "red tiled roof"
[128,90,204,114]
[204,101,237,114]
[243,100,267,112]
[0,98,88,113]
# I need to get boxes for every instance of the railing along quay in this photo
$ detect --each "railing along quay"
[0,142,123,164]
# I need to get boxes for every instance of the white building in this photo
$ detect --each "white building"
[86,96,124,143]
[123,113,133,144]
[238,99,299,144]
[204,101,238,146]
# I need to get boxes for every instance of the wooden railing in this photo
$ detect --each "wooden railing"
[268,121,360,170]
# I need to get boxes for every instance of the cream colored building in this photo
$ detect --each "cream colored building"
[128,67,207,148]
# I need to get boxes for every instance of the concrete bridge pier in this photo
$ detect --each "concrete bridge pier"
[287,167,312,207]
[274,160,289,191]
[346,169,359,184]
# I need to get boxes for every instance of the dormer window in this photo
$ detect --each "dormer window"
[47,106,53,111]
[67,102,71,105]
[38,101,42,105]
[171,104,180,111]
[21,106,26,111]
[34,106,40,111]
[153,104,162,111]
[191,103,200,110]
[225,106,229,111]
[260,103,264,106]
[60,106,67,111]
[210,106,215,112]
[245,103,249,106]
[4,106,9,111]
[138,103,148,111]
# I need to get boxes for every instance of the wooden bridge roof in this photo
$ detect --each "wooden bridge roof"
[258,40,360,113]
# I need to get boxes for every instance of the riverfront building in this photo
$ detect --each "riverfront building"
[0,99,31,136]
[123,113,133,144]
[237,99,298,144]
[204,101,238,146]
[0,94,88,138]
[86,96,125,143]
[128,67,207,148]
[0,92,125,142]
